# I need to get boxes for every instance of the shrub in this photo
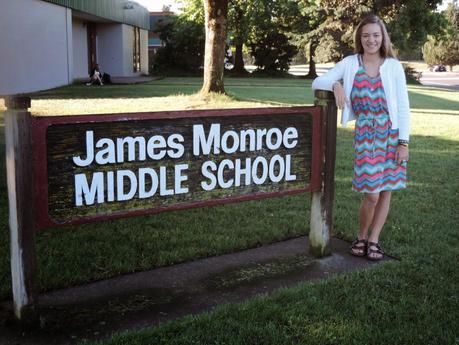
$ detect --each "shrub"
[249,30,297,75]
[402,64,422,84]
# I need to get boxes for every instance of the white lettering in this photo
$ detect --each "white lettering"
[95,138,116,165]
[221,130,239,154]
[252,156,268,185]
[146,135,167,160]
[73,130,95,167]
[217,159,234,188]
[268,154,285,182]
[159,166,174,195]
[201,161,218,191]
[285,154,296,181]
[174,164,189,194]
[107,171,115,201]
[234,158,251,186]
[117,170,137,201]
[266,128,282,150]
[117,137,146,163]
[240,129,256,152]
[138,168,159,198]
[256,129,267,150]
[167,134,185,159]
[193,124,220,155]
[74,172,104,205]
[283,127,298,149]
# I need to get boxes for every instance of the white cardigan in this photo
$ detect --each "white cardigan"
[311,54,410,141]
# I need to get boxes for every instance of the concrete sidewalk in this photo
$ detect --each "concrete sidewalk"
[0,236,391,345]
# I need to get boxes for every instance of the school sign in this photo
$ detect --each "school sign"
[5,92,337,323]
[33,107,322,228]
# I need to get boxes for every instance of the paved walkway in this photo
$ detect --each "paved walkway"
[0,236,391,345]
[418,71,459,90]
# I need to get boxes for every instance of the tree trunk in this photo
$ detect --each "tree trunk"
[306,40,318,79]
[233,42,247,74]
[231,4,248,75]
[201,0,229,94]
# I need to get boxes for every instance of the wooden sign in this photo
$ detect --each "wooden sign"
[32,107,322,230]
[6,95,336,324]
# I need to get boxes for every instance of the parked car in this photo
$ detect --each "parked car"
[433,64,447,72]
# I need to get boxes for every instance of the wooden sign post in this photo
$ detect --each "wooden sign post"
[4,98,337,324]
[4,96,39,324]
[309,90,337,257]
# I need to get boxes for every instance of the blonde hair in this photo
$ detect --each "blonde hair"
[354,14,396,58]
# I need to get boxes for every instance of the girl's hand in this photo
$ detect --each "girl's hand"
[332,82,347,109]
[396,145,409,165]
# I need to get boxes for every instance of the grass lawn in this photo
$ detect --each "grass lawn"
[1,78,458,345]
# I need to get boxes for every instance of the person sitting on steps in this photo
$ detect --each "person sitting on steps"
[87,64,103,85]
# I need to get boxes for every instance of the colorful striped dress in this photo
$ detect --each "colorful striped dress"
[351,56,406,193]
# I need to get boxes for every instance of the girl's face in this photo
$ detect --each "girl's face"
[360,23,383,55]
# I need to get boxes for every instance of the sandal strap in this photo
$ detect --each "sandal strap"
[350,239,367,256]
[352,238,367,246]
[367,242,384,254]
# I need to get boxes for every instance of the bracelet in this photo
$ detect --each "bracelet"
[398,139,409,146]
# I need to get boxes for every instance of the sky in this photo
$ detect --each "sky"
[134,0,181,12]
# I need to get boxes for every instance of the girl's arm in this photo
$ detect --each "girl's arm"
[395,62,410,141]
[311,58,347,91]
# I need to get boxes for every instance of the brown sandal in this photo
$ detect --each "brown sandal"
[367,241,384,261]
[350,238,367,257]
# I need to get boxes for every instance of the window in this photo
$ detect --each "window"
[133,27,140,72]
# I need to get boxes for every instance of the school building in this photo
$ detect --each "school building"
[0,0,150,96]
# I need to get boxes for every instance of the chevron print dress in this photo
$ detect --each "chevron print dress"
[351,58,406,193]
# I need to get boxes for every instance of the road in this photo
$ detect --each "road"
[418,71,459,90]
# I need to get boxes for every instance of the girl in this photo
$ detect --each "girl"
[312,14,410,260]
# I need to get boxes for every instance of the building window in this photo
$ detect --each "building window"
[133,27,141,72]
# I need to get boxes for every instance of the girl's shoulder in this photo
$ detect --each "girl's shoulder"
[336,54,359,67]
[383,57,403,67]
[342,54,359,63]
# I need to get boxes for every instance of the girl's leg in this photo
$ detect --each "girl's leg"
[351,192,380,256]
[358,192,380,239]
[367,191,392,259]
[369,190,392,242]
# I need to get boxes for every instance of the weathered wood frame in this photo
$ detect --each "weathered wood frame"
[32,106,323,230]
[4,97,39,324]
[309,90,338,256]
[4,94,337,324]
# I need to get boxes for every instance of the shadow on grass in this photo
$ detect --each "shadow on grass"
[408,88,459,113]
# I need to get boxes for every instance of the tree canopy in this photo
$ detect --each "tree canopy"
[422,1,459,70]
[163,0,448,77]
[297,0,444,63]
